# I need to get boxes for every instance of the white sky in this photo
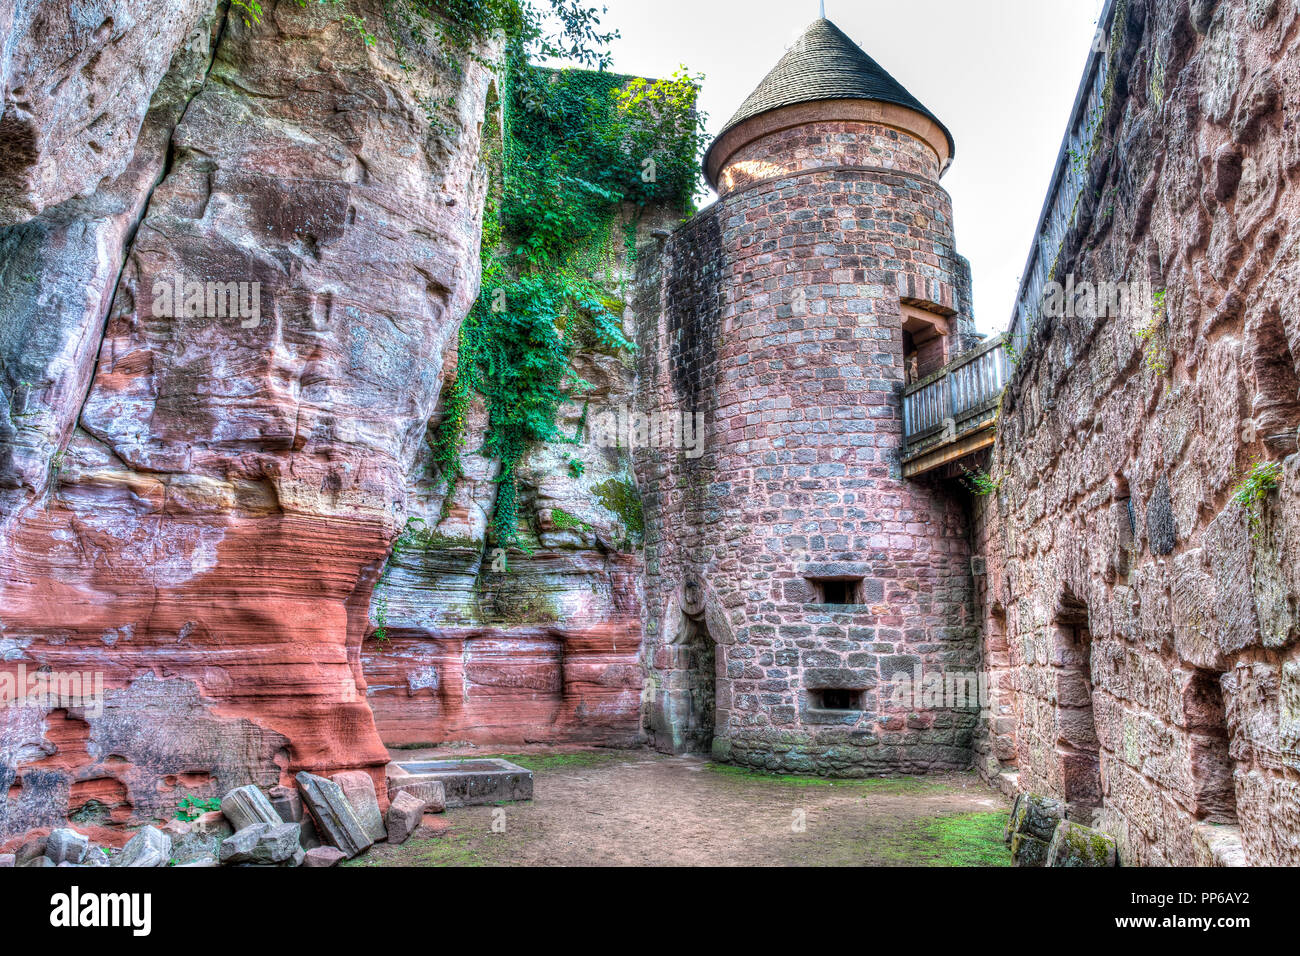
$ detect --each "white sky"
[550,0,1108,335]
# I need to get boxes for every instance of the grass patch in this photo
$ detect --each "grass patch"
[344,829,505,868]
[706,763,950,795]
[485,751,640,772]
[867,812,1012,867]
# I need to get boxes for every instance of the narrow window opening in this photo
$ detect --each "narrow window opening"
[811,688,865,711]
[1250,307,1300,456]
[1183,670,1238,824]
[807,577,864,606]
[903,329,920,385]
[901,304,951,383]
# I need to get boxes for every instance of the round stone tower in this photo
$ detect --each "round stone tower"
[637,17,979,774]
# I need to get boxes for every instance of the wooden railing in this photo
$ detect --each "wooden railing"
[899,0,1118,479]
[901,335,1008,475]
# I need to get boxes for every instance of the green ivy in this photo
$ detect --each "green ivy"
[1232,459,1284,537]
[435,46,708,547]
[233,1,706,559]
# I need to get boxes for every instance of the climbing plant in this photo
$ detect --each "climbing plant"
[1232,459,1284,538]
[432,45,708,547]
[229,0,613,66]
[230,0,706,563]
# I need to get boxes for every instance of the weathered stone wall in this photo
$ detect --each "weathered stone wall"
[0,0,494,846]
[976,0,1300,865]
[637,119,980,774]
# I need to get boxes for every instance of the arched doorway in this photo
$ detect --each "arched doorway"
[677,615,716,753]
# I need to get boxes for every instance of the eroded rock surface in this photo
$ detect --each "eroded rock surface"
[0,0,495,845]
[360,207,670,749]
[0,0,212,226]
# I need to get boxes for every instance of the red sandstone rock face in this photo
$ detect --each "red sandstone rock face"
[360,208,670,749]
[0,0,494,844]
[364,551,645,748]
[977,0,1300,865]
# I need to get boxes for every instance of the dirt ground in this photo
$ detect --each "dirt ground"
[349,748,1013,867]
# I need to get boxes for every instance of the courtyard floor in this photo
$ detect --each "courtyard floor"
[347,748,1013,867]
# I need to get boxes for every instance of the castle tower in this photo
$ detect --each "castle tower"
[637,18,979,774]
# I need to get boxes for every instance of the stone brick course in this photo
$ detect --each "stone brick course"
[636,117,978,774]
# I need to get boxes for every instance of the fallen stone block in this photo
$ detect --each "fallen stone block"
[269,785,303,823]
[114,826,171,867]
[389,758,532,808]
[331,771,387,842]
[386,791,427,846]
[296,772,373,858]
[176,856,220,868]
[220,822,303,866]
[164,811,234,864]
[46,828,90,865]
[161,818,192,839]
[388,778,447,814]
[302,846,347,868]
[22,856,56,867]
[0,854,14,867]
[270,784,322,848]
[1047,820,1118,867]
[1011,833,1051,867]
[1009,793,1064,843]
[194,810,233,838]
[221,785,281,832]
[16,835,47,865]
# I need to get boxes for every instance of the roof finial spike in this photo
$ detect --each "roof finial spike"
[820,0,826,18]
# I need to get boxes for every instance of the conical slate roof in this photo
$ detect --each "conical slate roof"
[705,18,955,182]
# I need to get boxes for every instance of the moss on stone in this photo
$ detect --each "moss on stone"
[392,518,481,555]
[705,763,949,794]
[550,508,591,533]
[485,751,644,772]
[478,571,559,625]
[592,477,644,547]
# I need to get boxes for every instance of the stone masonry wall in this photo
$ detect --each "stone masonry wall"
[718,118,941,195]
[976,0,1300,865]
[637,119,980,774]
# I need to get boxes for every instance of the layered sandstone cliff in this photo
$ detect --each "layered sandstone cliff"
[360,204,664,749]
[0,0,495,844]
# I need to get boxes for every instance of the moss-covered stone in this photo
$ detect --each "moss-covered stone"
[592,476,644,547]
[1045,819,1118,867]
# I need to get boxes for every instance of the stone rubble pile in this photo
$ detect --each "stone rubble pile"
[8,769,445,869]
[1005,793,1118,867]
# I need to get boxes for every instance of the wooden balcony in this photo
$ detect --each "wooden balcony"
[901,335,1008,478]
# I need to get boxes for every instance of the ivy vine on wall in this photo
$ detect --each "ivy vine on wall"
[430,30,709,547]
[230,0,707,551]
